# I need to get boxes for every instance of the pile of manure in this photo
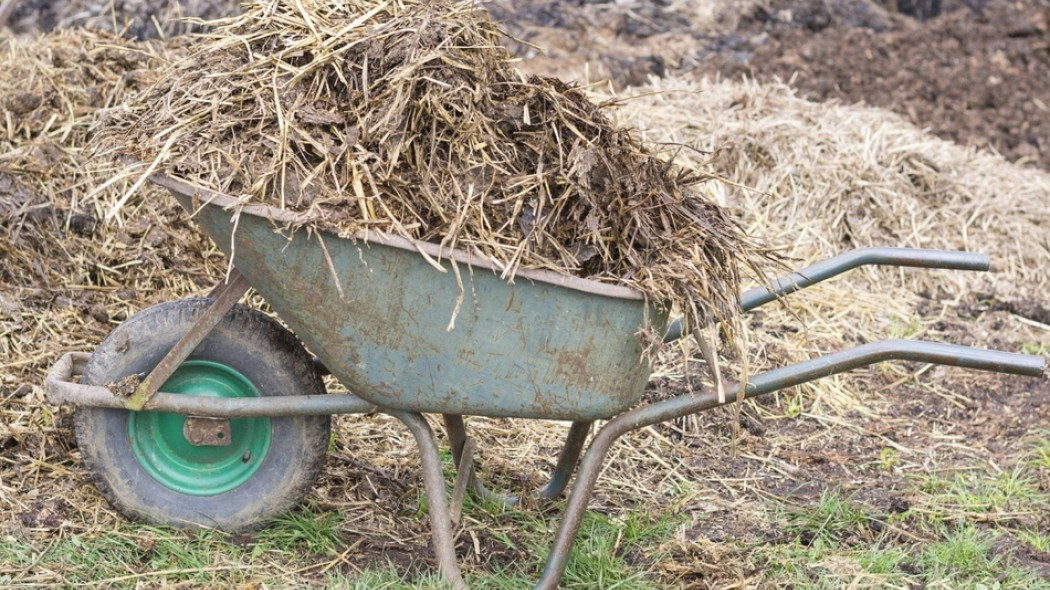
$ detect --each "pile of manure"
[100,0,777,379]
[0,27,187,296]
[0,28,216,536]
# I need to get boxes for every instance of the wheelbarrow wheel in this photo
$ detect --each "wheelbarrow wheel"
[75,298,331,531]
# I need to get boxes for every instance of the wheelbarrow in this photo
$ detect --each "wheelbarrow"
[45,174,1046,589]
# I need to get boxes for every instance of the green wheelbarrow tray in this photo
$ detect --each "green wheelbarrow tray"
[157,176,664,421]
[43,174,1046,590]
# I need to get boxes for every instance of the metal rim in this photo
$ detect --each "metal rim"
[129,361,271,496]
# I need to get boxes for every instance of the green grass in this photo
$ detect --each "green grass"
[1020,341,1049,356]
[1017,530,1050,553]
[780,488,873,549]
[453,494,679,589]
[257,502,345,556]
[907,453,1050,589]
[917,524,1049,590]
[323,564,447,589]
[0,526,259,587]
[5,429,1049,589]
[917,467,1046,524]
[754,519,1049,590]
[889,314,922,339]
[548,510,678,589]
[752,475,1050,590]
[917,524,993,584]
[0,493,678,589]
[755,489,909,588]
[1024,429,1050,470]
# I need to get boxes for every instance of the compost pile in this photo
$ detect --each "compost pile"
[0,27,210,536]
[616,76,1050,299]
[101,0,773,359]
[0,28,186,295]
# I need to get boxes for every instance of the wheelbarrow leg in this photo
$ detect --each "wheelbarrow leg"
[443,415,592,507]
[442,414,480,517]
[532,421,592,502]
[534,381,763,589]
[389,410,469,590]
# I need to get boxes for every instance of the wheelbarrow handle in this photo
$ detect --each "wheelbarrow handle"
[747,339,1045,392]
[664,247,990,342]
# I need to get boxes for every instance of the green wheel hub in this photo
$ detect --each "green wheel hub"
[129,361,271,496]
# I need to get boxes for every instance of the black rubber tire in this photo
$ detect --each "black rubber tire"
[75,298,331,531]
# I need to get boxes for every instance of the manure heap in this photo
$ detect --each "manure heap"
[102,0,774,361]
[1,28,182,293]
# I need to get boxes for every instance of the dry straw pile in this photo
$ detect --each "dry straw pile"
[0,28,206,535]
[0,28,187,296]
[615,77,1050,297]
[612,76,1050,411]
[100,0,774,368]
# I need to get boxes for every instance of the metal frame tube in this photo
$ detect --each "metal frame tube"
[126,270,251,410]
[47,339,1042,418]
[45,352,377,416]
[388,411,468,590]
[536,421,593,501]
[665,248,991,342]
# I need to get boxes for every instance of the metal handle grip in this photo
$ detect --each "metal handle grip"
[664,247,991,343]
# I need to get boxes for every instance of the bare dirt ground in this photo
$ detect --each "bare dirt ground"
[2,0,1049,587]
[4,0,241,38]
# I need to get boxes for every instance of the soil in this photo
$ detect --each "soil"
[2,0,1049,587]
